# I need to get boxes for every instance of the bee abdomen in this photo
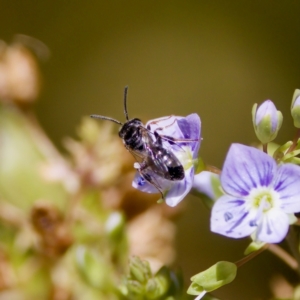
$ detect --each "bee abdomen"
[167,165,184,180]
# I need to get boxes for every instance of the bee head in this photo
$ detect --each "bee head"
[119,118,143,141]
[91,86,146,151]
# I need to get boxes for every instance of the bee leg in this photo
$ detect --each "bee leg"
[155,131,198,144]
[138,168,165,200]
[153,131,163,146]
[146,115,176,131]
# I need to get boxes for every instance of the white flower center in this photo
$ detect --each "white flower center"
[248,187,279,212]
[245,187,280,227]
[174,145,197,170]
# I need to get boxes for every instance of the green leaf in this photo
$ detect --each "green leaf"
[187,261,237,295]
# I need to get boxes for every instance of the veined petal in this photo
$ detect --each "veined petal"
[256,208,289,243]
[165,167,194,207]
[274,163,300,213]
[255,100,278,132]
[177,113,201,156]
[221,144,276,197]
[211,195,257,238]
[146,114,201,157]
[146,115,184,139]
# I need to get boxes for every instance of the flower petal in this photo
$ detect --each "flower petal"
[221,144,277,197]
[146,115,184,139]
[165,167,194,207]
[177,113,201,156]
[274,163,300,213]
[193,171,221,201]
[211,195,257,238]
[146,114,201,157]
[255,100,278,132]
[256,208,289,243]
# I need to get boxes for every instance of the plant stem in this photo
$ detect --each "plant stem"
[235,245,268,268]
[267,243,298,271]
[286,128,300,154]
[285,227,300,275]
[235,243,298,272]
[262,143,268,153]
[206,165,221,175]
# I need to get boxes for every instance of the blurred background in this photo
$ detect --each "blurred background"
[1,1,300,299]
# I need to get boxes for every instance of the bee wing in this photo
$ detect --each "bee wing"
[132,172,159,193]
[132,167,172,194]
[122,127,154,162]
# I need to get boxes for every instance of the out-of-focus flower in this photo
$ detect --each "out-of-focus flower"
[121,256,174,300]
[0,39,41,104]
[31,202,73,258]
[42,117,133,194]
[40,158,80,194]
[132,113,201,207]
[211,143,300,243]
[127,205,176,272]
[252,100,282,144]
[291,89,300,128]
[63,117,133,189]
[270,274,294,299]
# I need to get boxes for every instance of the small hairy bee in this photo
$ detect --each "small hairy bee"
[91,86,193,198]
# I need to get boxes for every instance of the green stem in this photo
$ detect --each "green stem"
[235,245,267,268]
[235,243,298,272]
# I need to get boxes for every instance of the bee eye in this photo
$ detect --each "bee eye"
[125,127,136,138]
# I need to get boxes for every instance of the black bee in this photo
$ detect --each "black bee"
[90,86,185,198]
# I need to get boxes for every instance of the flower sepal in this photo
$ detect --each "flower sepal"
[288,213,298,225]
[291,89,300,128]
[282,142,300,164]
[194,157,205,174]
[273,141,293,162]
[187,261,237,299]
[244,240,266,255]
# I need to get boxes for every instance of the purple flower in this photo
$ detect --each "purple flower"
[132,114,201,207]
[252,100,282,144]
[211,143,300,243]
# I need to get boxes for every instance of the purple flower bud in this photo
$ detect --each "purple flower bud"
[252,100,282,144]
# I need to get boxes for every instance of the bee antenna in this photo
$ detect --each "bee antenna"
[123,85,129,121]
[90,114,123,125]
